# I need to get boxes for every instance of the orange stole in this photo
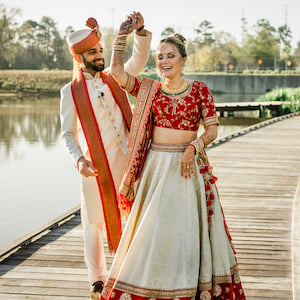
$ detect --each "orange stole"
[71,69,132,252]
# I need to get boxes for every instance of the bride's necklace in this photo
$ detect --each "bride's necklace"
[160,79,190,114]
[160,79,189,95]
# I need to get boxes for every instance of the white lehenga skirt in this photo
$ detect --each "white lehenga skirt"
[101,143,245,300]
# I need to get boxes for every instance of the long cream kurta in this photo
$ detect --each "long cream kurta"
[60,32,152,285]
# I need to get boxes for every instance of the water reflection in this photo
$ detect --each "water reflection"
[0,97,80,249]
[0,98,61,160]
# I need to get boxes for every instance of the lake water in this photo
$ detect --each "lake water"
[0,95,262,250]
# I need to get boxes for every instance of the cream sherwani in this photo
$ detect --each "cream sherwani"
[60,32,152,286]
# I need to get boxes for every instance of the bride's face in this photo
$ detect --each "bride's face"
[156,43,183,79]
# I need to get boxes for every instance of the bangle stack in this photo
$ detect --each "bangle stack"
[122,72,135,92]
[189,138,205,154]
[112,34,128,51]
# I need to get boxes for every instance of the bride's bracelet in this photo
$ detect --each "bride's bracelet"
[122,72,135,92]
[189,138,205,154]
[112,34,128,51]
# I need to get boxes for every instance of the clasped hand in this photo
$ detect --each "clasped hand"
[119,11,144,35]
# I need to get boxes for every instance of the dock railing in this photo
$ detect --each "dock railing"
[0,205,80,261]
[215,101,288,117]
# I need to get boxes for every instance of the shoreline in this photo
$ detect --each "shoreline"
[0,70,72,96]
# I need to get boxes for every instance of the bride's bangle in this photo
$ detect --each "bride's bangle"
[122,72,135,92]
[189,138,205,154]
[112,34,128,51]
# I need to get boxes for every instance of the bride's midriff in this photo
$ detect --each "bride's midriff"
[152,126,197,144]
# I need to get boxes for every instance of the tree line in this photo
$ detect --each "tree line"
[1,4,300,72]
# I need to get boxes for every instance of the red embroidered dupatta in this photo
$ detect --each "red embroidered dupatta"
[119,78,161,210]
[71,69,132,252]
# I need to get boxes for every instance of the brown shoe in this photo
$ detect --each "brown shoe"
[90,281,104,300]
[90,291,101,300]
[90,290,101,300]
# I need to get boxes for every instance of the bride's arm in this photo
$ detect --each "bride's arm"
[110,14,137,87]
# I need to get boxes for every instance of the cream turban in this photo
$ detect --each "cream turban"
[66,18,102,55]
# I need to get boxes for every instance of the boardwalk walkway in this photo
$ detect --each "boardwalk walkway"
[207,113,300,299]
[0,113,299,300]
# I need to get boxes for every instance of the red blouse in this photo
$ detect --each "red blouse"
[129,78,219,131]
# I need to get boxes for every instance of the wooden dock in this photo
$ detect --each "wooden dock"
[207,113,300,299]
[215,101,287,117]
[0,112,300,300]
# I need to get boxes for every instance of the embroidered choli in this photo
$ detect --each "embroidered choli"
[128,78,219,130]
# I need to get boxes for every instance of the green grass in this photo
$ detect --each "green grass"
[258,87,300,115]
[0,70,72,96]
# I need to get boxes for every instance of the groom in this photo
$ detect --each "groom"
[60,12,151,299]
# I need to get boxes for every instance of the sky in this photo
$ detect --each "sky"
[1,0,300,49]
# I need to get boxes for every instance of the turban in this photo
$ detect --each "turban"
[67,18,102,55]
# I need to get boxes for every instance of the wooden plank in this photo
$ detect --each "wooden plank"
[0,285,89,297]
[292,177,300,299]
[0,265,88,275]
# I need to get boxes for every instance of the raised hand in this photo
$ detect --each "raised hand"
[119,13,137,35]
[133,11,144,30]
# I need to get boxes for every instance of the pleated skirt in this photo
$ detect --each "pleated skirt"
[101,143,246,300]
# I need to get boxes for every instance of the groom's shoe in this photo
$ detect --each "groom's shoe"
[90,281,104,300]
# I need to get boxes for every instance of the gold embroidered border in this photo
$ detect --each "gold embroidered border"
[203,115,219,128]
[150,142,188,153]
[102,267,242,299]
[199,265,240,291]
[123,78,153,174]
[113,280,197,298]
[119,78,160,204]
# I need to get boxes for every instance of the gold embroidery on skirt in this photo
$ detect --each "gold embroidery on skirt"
[150,142,188,153]
[113,281,196,298]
